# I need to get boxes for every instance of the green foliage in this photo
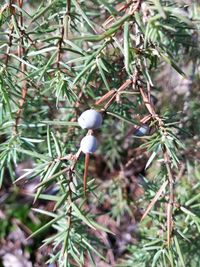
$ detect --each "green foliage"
[0,0,200,266]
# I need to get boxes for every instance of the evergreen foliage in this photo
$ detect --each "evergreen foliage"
[0,0,200,266]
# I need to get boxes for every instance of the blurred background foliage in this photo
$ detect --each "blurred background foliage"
[0,0,200,266]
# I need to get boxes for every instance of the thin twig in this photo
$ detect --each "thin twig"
[163,149,175,246]
[14,0,27,134]
[97,78,136,111]
[5,1,15,66]
[141,180,168,221]
[83,153,90,195]
[64,169,73,261]
[56,27,65,68]
[57,0,71,68]
[103,0,142,28]
[103,0,133,28]
[139,71,175,246]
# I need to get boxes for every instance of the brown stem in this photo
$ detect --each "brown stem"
[65,169,73,261]
[83,153,90,195]
[5,1,15,66]
[56,30,64,68]
[70,148,82,171]
[14,0,27,134]
[103,0,141,28]
[95,89,116,106]
[103,78,133,110]
[163,149,174,246]
[18,0,23,25]
[67,0,71,13]
[99,69,139,111]
[139,69,175,246]
[57,0,71,68]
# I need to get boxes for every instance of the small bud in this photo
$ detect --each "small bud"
[80,135,97,154]
[134,125,149,136]
[78,109,103,130]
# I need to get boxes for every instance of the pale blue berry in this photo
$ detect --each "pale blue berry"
[134,125,149,136]
[78,109,103,130]
[80,135,97,154]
